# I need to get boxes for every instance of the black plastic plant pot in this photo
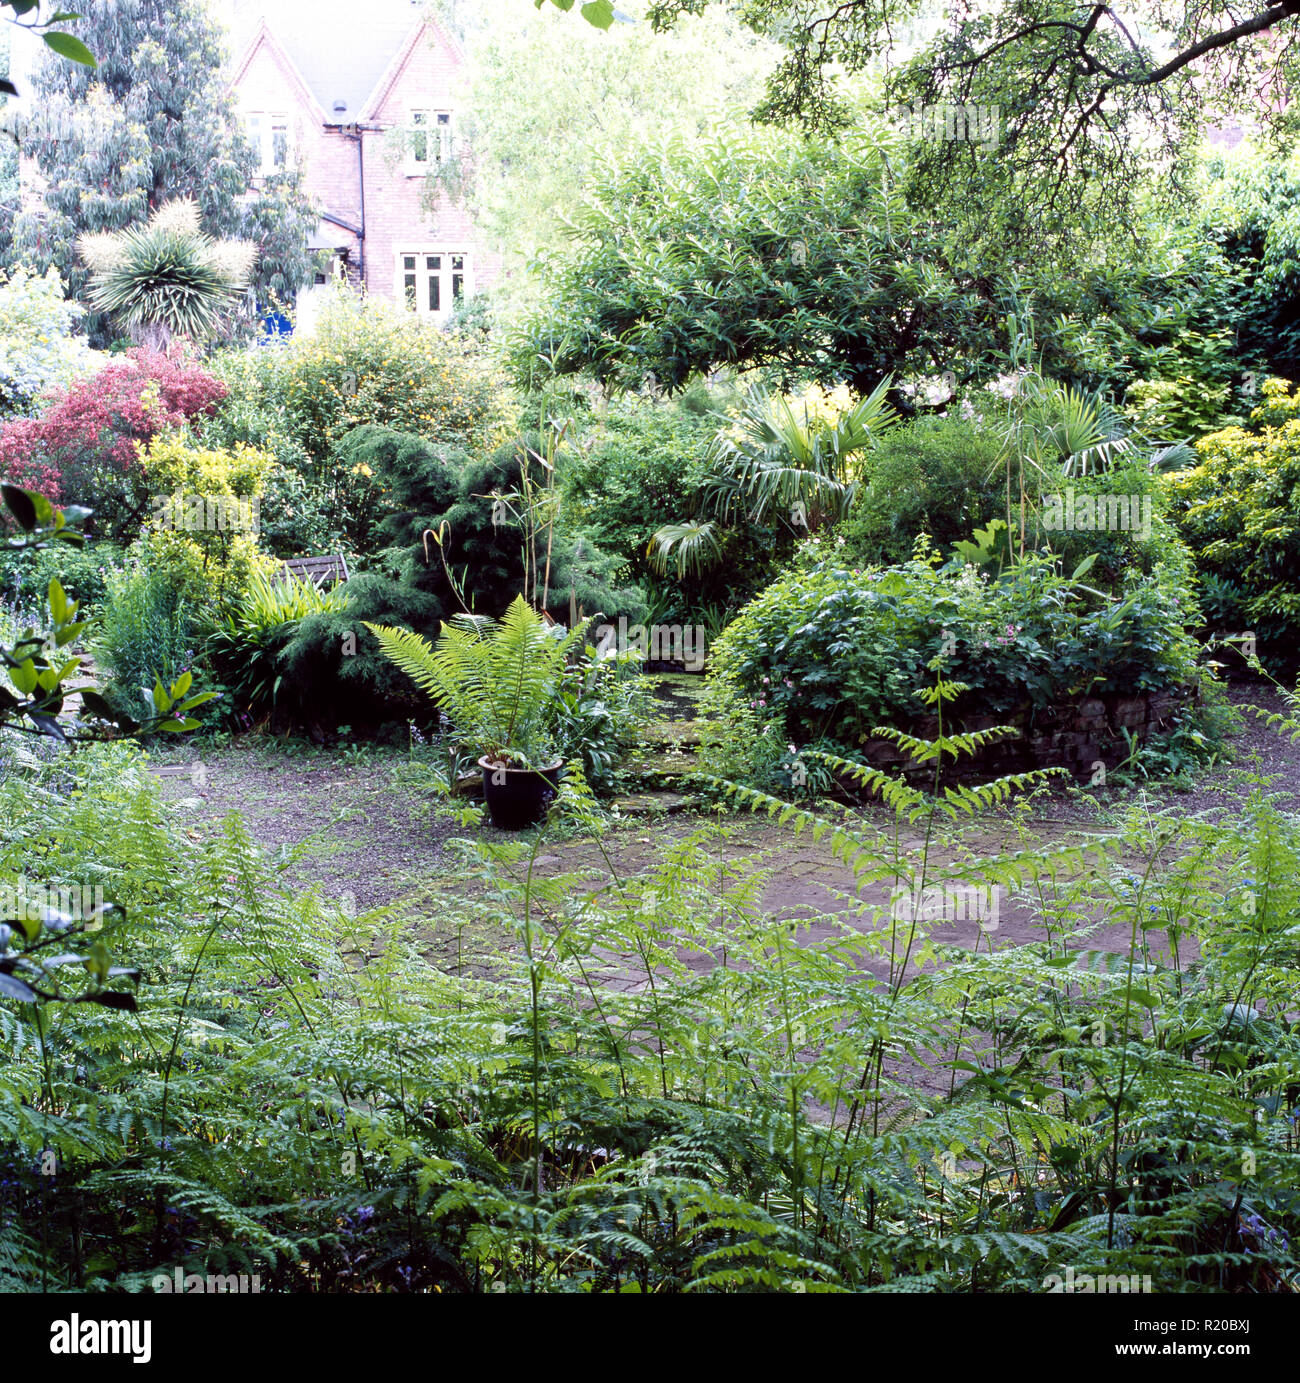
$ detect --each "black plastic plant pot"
[478,757,563,830]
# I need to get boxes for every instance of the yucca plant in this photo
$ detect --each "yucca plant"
[79,200,256,349]
[365,595,585,768]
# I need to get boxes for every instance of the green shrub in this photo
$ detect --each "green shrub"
[1024,460,1188,592]
[263,426,463,732]
[839,416,1185,594]
[563,398,727,585]
[837,415,1006,567]
[0,538,126,616]
[258,427,646,734]
[202,570,349,728]
[709,552,1204,750]
[1123,373,1235,440]
[338,423,464,564]
[196,300,512,554]
[548,641,654,793]
[279,289,510,460]
[95,562,195,721]
[1165,377,1300,670]
[276,577,446,733]
[0,265,101,417]
[255,462,347,559]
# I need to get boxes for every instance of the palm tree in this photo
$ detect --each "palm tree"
[78,200,255,349]
[648,377,898,577]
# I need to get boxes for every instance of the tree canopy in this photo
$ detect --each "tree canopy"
[625,0,1300,261]
[1,0,316,339]
[507,122,1255,399]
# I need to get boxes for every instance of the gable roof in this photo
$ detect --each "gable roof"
[225,0,461,122]
[229,17,327,122]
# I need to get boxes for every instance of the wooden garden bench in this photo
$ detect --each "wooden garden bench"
[278,553,350,588]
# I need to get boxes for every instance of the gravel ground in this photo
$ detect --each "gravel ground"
[148,675,1300,932]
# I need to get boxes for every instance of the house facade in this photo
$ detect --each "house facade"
[226,0,494,331]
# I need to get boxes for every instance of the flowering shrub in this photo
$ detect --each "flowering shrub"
[1166,377,1300,667]
[0,348,227,535]
[277,288,512,462]
[0,265,102,418]
[709,552,1202,747]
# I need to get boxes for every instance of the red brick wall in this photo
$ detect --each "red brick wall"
[231,21,498,311]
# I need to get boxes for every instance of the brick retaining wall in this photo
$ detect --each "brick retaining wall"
[844,683,1201,783]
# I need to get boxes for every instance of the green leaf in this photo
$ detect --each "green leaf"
[580,0,617,27]
[0,973,38,1003]
[42,31,97,67]
[10,660,38,695]
[1,485,38,533]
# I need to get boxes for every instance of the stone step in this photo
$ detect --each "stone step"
[638,720,715,749]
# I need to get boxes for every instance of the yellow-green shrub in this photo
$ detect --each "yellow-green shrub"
[138,433,271,501]
[1165,377,1300,665]
[276,288,514,462]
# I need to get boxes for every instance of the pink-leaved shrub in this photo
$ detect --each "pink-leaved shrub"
[0,348,227,534]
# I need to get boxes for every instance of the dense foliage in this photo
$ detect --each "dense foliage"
[509,129,1006,396]
[1166,377,1300,671]
[0,265,100,417]
[1,704,1296,1292]
[709,552,1203,750]
[0,348,227,534]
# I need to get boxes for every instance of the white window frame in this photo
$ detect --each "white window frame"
[244,110,292,176]
[395,248,472,322]
[406,108,453,172]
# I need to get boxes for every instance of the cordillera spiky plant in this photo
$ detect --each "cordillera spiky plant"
[78,200,256,349]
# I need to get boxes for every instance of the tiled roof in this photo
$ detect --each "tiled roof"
[225,0,439,119]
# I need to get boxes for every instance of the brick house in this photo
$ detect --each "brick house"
[226,0,494,331]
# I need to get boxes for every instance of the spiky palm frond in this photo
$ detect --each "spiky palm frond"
[79,199,255,345]
[706,376,898,526]
[1010,377,1133,479]
[365,596,585,765]
[646,520,725,578]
